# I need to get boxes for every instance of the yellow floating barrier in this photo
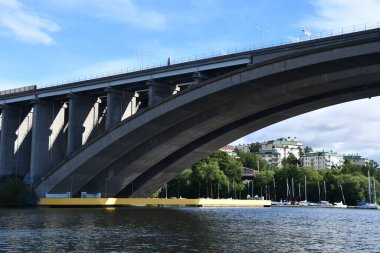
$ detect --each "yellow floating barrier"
[39,198,271,208]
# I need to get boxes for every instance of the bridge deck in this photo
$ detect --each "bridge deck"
[39,198,271,207]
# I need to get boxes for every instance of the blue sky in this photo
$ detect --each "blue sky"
[1,0,380,161]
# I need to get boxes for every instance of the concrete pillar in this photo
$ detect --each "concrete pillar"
[121,91,139,120]
[105,88,123,130]
[106,89,140,129]
[147,80,179,106]
[192,71,209,86]
[67,94,97,156]
[0,105,33,178]
[29,100,67,184]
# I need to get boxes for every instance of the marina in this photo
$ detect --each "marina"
[39,198,272,208]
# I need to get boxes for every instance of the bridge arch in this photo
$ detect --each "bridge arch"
[35,34,380,198]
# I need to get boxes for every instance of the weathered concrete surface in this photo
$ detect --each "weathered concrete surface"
[0,105,33,178]
[29,101,67,184]
[34,30,380,198]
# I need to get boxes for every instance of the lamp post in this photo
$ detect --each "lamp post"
[41,177,45,198]
[70,176,73,198]
[105,177,108,198]
[256,26,269,47]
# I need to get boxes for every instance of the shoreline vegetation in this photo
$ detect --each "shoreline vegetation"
[0,150,379,207]
[158,150,379,207]
[0,177,34,207]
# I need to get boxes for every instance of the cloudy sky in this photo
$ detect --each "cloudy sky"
[0,0,380,161]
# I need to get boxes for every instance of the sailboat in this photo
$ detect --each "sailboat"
[333,185,347,208]
[318,181,332,207]
[299,175,309,206]
[357,171,379,209]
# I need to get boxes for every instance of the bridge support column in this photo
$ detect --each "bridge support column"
[0,105,33,178]
[192,71,209,86]
[29,100,67,184]
[105,89,140,129]
[147,80,179,106]
[121,91,139,120]
[67,94,98,156]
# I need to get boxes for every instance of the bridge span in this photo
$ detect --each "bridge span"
[1,28,380,198]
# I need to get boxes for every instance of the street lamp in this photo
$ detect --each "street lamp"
[70,176,73,198]
[256,26,269,47]
[105,177,108,198]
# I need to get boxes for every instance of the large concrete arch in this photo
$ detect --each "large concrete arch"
[35,35,380,198]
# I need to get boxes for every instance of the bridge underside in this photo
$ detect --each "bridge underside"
[35,36,380,198]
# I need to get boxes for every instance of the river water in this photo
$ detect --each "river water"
[0,206,379,252]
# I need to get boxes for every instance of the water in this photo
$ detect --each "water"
[0,206,379,252]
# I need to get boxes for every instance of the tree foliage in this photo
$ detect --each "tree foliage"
[0,177,34,206]
[160,150,380,206]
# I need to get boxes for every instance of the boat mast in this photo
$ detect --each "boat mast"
[273,178,276,202]
[340,184,346,205]
[373,180,377,205]
[304,174,307,201]
[298,183,301,201]
[318,181,321,202]
[324,181,327,201]
[286,178,289,201]
[291,178,295,201]
[368,170,372,204]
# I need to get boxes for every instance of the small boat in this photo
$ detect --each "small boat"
[318,200,333,207]
[357,201,379,209]
[333,201,347,208]
[299,200,308,206]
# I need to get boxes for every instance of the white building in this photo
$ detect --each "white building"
[343,154,369,166]
[301,151,344,170]
[258,149,280,168]
[259,137,303,168]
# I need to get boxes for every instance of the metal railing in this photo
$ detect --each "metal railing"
[17,21,380,90]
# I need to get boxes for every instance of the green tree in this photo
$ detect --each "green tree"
[249,142,261,153]
[304,146,313,153]
[0,177,34,206]
[236,151,267,171]
[281,153,299,167]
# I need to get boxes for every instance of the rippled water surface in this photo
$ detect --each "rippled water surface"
[0,206,379,252]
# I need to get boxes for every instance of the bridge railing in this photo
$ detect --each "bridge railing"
[24,21,380,90]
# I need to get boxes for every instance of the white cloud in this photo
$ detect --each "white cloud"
[0,0,59,45]
[232,97,380,161]
[302,0,380,30]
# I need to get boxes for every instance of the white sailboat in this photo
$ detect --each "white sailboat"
[300,175,309,206]
[318,181,332,207]
[333,185,347,208]
[357,171,379,209]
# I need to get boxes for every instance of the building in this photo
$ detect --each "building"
[259,137,303,168]
[241,167,260,180]
[219,145,237,157]
[343,154,369,166]
[234,144,250,153]
[301,151,344,170]
[258,149,280,168]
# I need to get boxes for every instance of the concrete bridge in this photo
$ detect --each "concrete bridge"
[1,28,380,198]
